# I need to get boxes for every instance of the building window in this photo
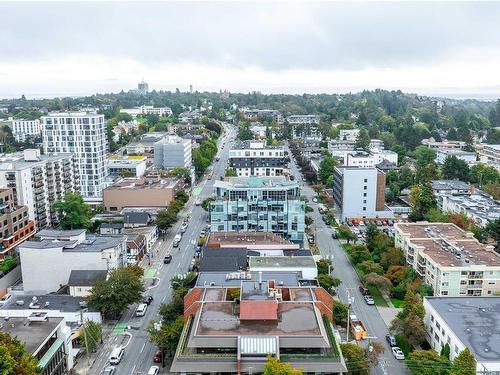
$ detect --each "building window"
[363,193,367,197]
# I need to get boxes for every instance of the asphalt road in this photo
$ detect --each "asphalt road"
[91,125,235,375]
[287,146,408,375]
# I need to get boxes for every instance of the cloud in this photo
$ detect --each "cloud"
[0,2,500,97]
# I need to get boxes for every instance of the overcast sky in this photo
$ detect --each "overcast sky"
[1,1,500,98]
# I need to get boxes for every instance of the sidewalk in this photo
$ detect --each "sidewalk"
[375,295,401,327]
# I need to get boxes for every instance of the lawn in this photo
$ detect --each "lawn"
[391,298,405,308]
[367,285,389,307]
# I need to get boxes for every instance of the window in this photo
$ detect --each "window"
[363,207,366,211]
[363,193,367,197]
[364,179,367,183]
[364,186,367,190]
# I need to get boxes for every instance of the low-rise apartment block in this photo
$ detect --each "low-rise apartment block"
[422,139,467,151]
[10,118,42,142]
[228,140,287,177]
[241,109,283,124]
[0,314,74,375]
[171,271,346,374]
[0,187,35,260]
[107,156,147,178]
[440,192,500,228]
[210,177,305,242]
[126,132,171,155]
[333,166,393,221]
[103,176,181,212]
[18,229,127,294]
[339,128,360,142]
[423,297,500,374]
[435,149,477,165]
[478,144,500,171]
[120,105,173,117]
[154,135,192,170]
[394,222,500,296]
[431,180,471,209]
[0,149,79,229]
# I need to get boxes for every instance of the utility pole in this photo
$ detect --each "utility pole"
[80,308,90,366]
[346,288,354,342]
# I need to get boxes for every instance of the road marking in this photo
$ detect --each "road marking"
[112,323,127,335]
[144,268,157,279]
[140,342,146,353]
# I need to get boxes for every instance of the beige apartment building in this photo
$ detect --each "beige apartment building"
[103,177,182,212]
[394,222,500,296]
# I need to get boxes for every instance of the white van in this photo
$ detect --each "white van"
[109,347,124,365]
[135,303,148,317]
[173,234,182,248]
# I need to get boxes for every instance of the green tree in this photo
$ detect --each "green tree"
[168,167,192,185]
[148,316,184,359]
[485,219,500,252]
[451,348,476,375]
[440,343,451,360]
[0,332,40,375]
[316,258,332,275]
[349,244,371,264]
[86,266,145,319]
[365,223,380,252]
[155,208,177,232]
[201,197,215,211]
[409,183,437,221]
[317,274,341,292]
[53,192,92,229]
[339,225,357,244]
[356,128,370,151]
[318,155,337,185]
[340,343,369,375]
[358,260,384,275]
[263,356,302,375]
[225,168,238,177]
[391,291,427,347]
[407,350,451,375]
[380,248,406,270]
[333,302,349,326]
[442,156,470,182]
[81,321,103,353]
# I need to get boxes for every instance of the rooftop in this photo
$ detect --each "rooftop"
[19,235,125,253]
[395,222,500,267]
[123,211,151,225]
[196,271,303,288]
[0,316,63,354]
[431,180,470,191]
[200,248,248,272]
[215,176,298,189]
[67,270,108,286]
[425,297,500,362]
[107,158,146,168]
[0,152,74,170]
[155,135,189,145]
[231,140,282,150]
[42,111,100,117]
[0,294,96,313]
[249,256,317,269]
[207,232,299,250]
[442,193,500,223]
[105,177,179,190]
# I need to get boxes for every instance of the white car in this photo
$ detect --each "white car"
[0,293,12,305]
[392,347,405,360]
[364,295,375,305]
[148,366,160,375]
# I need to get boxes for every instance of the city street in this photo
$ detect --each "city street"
[89,126,235,375]
[287,147,408,375]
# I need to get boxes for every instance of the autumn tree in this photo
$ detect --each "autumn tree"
[263,356,302,375]
[390,291,426,347]
[340,343,369,375]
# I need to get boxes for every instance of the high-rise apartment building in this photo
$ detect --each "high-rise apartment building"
[41,111,107,198]
[153,135,192,170]
[210,177,305,242]
[0,149,79,229]
[332,166,393,221]
[10,118,42,142]
[228,140,288,177]
[137,80,149,95]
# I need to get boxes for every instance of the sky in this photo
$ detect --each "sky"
[1,1,500,99]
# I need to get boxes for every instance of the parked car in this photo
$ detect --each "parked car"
[148,366,160,375]
[163,255,172,264]
[347,221,353,227]
[173,234,182,247]
[364,295,374,305]
[358,221,365,227]
[153,350,162,363]
[364,220,370,225]
[392,347,405,360]
[101,366,116,375]
[307,235,315,245]
[109,347,124,365]
[135,303,148,317]
[312,197,318,203]
[331,231,338,239]
[359,285,369,295]
[195,198,202,206]
[376,220,382,226]
[142,295,154,305]
[386,334,397,347]
[387,219,394,226]
[180,223,188,233]
[0,293,12,305]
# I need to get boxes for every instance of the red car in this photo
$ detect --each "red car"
[153,350,162,363]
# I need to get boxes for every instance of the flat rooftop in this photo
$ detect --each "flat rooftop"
[442,193,500,223]
[215,176,298,189]
[105,177,178,190]
[431,180,470,191]
[0,317,62,353]
[195,302,321,337]
[425,297,500,362]
[20,235,125,252]
[207,232,298,249]
[396,223,500,267]
[0,152,74,170]
[0,294,97,313]
[249,256,317,269]
[196,271,303,288]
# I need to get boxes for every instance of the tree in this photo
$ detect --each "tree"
[409,183,437,221]
[380,248,406,270]
[358,260,384,275]
[385,265,410,285]
[318,155,337,185]
[451,348,476,375]
[148,316,184,358]
[340,343,369,375]
[483,181,500,200]
[407,350,451,375]
[363,273,393,293]
[356,128,370,151]
[366,342,385,366]
[156,208,177,232]
[81,321,103,353]
[333,302,349,326]
[168,167,192,185]
[0,332,40,375]
[317,274,341,292]
[365,223,380,252]
[316,258,332,275]
[52,192,92,229]
[339,225,357,244]
[86,266,145,319]
[391,291,427,347]
[415,145,437,167]
[349,244,371,264]
[225,168,238,177]
[440,343,451,360]
[201,197,215,211]
[263,356,302,375]
[442,156,470,182]
[485,219,500,252]
[470,164,500,186]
